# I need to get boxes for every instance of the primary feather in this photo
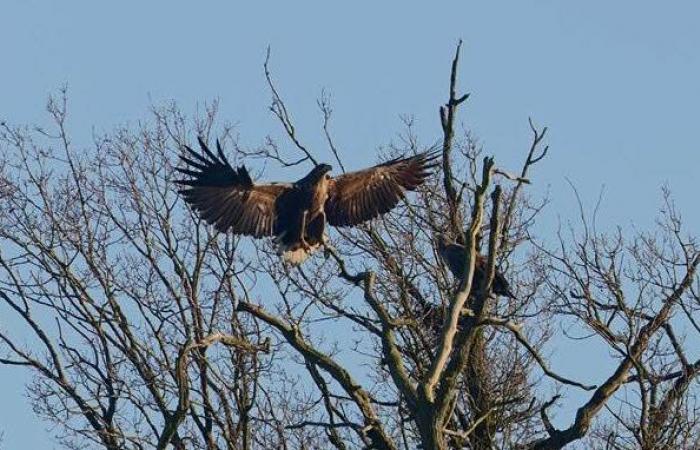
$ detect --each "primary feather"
[175,137,291,238]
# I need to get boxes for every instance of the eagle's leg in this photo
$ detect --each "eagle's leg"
[306,212,326,247]
[297,211,311,250]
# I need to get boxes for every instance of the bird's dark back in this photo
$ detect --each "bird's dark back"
[438,242,515,298]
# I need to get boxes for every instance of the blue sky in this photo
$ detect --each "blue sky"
[2,1,699,448]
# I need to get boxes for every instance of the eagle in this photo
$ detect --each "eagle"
[176,138,439,264]
[436,235,516,298]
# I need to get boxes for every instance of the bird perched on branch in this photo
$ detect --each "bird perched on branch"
[176,137,439,264]
[435,234,516,298]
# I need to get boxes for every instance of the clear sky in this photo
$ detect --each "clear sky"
[1,1,699,448]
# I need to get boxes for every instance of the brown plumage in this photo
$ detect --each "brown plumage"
[436,235,516,298]
[325,154,437,227]
[176,137,439,264]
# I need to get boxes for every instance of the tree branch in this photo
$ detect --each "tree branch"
[422,157,495,403]
[237,300,398,450]
[264,46,318,167]
[440,40,471,240]
[528,253,700,450]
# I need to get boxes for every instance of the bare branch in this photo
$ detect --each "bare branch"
[264,46,318,167]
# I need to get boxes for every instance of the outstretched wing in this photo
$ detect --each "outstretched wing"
[325,151,439,227]
[175,137,292,237]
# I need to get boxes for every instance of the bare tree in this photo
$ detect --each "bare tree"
[526,188,700,450]
[1,44,698,450]
[0,95,272,450]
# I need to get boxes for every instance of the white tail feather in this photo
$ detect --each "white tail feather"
[281,247,315,265]
[275,238,321,266]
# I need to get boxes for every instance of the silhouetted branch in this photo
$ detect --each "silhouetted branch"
[157,334,269,450]
[528,254,700,450]
[264,46,318,167]
[237,300,398,450]
[440,40,471,241]
[318,90,346,173]
[477,315,596,391]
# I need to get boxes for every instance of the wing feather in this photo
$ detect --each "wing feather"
[325,150,439,227]
[175,138,292,237]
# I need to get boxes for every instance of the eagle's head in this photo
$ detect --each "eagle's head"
[316,163,333,176]
[299,163,333,186]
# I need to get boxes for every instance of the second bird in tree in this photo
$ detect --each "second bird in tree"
[436,234,516,298]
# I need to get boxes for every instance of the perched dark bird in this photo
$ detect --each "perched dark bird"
[436,235,516,298]
[176,137,439,264]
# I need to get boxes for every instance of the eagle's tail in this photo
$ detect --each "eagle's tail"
[273,236,322,265]
[280,245,320,265]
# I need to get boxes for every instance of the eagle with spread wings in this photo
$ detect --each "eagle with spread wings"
[176,138,439,264]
